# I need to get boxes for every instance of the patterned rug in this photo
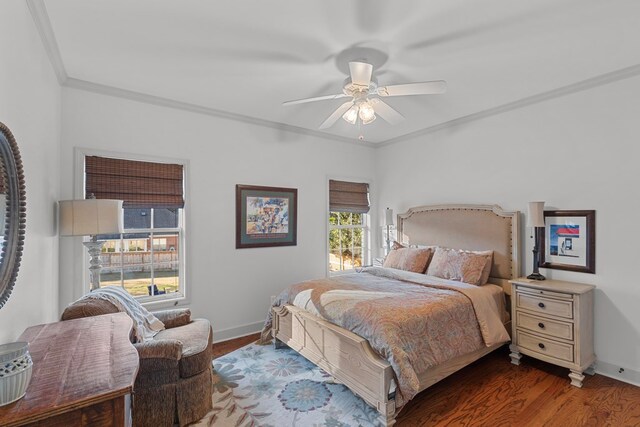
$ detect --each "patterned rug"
[193,343,383,427]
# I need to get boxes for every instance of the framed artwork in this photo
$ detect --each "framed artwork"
[538,210,595,273]
[236,185,297,249]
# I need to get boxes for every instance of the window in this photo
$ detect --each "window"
[84,154,186,302]
[98,209,182,299]
[102,241,117,253]
[328,180,370,273]
[127,239,147,252]
[152,238,168,251]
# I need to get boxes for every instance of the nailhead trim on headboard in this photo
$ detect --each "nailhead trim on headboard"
[397,204,520,281]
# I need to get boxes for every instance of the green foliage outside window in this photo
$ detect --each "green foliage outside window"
[329,212,365,271]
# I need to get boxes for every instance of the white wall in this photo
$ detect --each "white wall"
[59,88,376,340]
[0,1,61,342]
[375,74,640,383]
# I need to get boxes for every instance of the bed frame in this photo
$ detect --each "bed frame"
[271,204,520,426]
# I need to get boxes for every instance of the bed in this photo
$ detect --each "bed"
[264,204,520,426]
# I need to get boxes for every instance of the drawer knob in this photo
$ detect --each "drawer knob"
[538,302,546,308]
[538,322,545,329]
[538,343,545,349]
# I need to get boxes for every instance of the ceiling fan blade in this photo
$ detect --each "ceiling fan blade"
[319,101,354,129]
[349,61,373,86]
[283,93,348,107]
[370,98,405,125]
[377,80,447,97]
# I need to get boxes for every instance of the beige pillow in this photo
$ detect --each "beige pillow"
[391,240,406,250]
[393,241,438,251]
[426,247,494,286]
[383,246,434,273]
[478,251,494,285]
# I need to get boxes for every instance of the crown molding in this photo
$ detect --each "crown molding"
[26,0,67,85]
[27,0,640,148]
[379,62,640,147]
[59,63,640,149]
[27,0,372,147]
[63,78,375,147]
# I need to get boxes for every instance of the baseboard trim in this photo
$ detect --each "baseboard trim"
[595,360,640,387]
[213,321,264,344]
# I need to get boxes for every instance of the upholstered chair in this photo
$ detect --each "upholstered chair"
[61,298,213,427]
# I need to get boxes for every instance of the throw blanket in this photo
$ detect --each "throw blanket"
[78,286,165,342]
[259,267,510,409]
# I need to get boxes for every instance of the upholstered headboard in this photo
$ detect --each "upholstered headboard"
[397,204,520,294]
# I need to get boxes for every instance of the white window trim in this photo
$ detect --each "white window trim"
[328,213,370,275]
[325,175,375,277]
[73,147,190,308]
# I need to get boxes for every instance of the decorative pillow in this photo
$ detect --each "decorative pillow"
[391,240,406,250]
[383,246,433,273]
[478,251,494,285]
[426,247,494,286]
[409,243,439,252]
[392,241,438,251]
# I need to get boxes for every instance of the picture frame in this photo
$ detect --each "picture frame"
[236,184,297,249]
[538,210,595,274]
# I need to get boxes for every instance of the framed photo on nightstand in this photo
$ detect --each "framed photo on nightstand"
[538,210,595,274]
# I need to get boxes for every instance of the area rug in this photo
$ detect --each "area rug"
[193,343,383,427]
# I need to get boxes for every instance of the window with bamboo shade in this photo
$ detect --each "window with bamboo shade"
[328,180,370,273]
[85,156,184,208]
[84,154,186,302]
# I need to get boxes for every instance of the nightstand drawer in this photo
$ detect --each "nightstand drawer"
[516,293,573,319]
[515,285,573,300]
[516,311,573,340]
[517,330,574,363]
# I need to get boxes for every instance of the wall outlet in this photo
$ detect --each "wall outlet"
[270,295,276,305]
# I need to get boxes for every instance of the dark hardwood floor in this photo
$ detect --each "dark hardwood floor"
[212,333,261,359]
[212,335,640,426]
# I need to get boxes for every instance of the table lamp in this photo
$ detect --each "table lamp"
[527,201,546,280]
[385,207,394,253]
[59,197,123,291]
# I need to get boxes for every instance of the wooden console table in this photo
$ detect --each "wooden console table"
[0,313,139,426]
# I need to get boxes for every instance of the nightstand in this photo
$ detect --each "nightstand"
[509,277,596,387]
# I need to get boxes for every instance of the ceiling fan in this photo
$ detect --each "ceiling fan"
[282,61,446,129]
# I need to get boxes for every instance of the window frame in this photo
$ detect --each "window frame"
[326,176,373,276]
[100,208,184,303]
[74,147,189,307]
[328,212,370,274]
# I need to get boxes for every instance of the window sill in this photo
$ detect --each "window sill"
[138,293,189,310]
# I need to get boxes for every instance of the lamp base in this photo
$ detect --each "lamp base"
[526,272,546,281]
[83,240,105,291]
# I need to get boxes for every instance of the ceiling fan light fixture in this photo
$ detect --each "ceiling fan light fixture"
[362,113,376,125]
[342,104,359,125]
[359,101,376,124]
[282,60,445,130]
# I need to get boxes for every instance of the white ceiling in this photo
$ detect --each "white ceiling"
[42,0,640,144]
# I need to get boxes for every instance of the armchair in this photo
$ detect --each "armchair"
[62,300,213,427]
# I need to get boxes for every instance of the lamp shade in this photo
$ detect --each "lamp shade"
[527,201,545,228]
[385,208,394,226]
[59,199,123,236]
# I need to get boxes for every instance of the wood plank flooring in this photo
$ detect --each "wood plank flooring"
[212,335,640,426]
[212,333,261,359]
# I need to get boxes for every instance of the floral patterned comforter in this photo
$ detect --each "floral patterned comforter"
[259,267,509,409]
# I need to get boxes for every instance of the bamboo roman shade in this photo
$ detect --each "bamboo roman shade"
[85,156,184,208]
[329,180,370,213]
